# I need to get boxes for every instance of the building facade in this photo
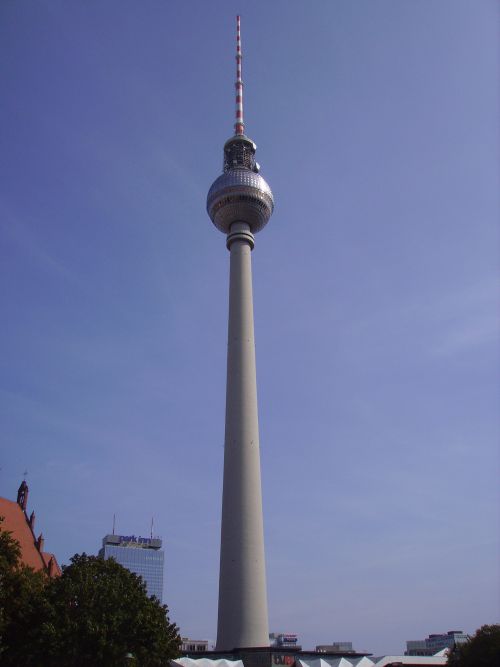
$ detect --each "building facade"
[0,480,61,577]
[316,643,355,654]
[405,631,468,656]
[405,641,428,656]
[99,533,164,601]
[181,638,210,653]
[270,634,301,650]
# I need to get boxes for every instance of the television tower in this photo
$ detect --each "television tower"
[207,16,274,650]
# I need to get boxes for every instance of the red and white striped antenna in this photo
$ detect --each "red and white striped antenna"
[234,15,245,136]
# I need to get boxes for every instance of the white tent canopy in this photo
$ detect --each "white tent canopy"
[299,655,447,667]
[174,653,447,667]
[374,658,446,666]
[172,659,244,667]
[299,659,366,667]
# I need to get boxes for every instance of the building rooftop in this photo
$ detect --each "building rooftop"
[0,482,61,577]
[102,533,162,549]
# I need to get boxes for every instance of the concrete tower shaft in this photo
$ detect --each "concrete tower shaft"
[216,222,269,649]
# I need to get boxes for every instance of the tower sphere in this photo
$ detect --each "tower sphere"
[207,135,274,235]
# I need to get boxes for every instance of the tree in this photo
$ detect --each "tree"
[447,625,500,667]
[0,517,21,569]
[0,517,48,665]
[35,553,180,667]
[0,523,181,667]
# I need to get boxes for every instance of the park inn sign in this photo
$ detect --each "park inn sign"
[102,534,162,549]
[118,535,152,546]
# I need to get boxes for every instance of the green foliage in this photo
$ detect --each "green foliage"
[447,625,500,667]
[0,518,48,665]
[0,517,21,569]
[0,520,180,667]
[39,554,180,667]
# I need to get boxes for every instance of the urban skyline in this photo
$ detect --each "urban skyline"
[0,1,497,657]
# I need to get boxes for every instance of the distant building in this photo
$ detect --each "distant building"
[316,642,354,654]
[0,480,61,577]
[270,634,301,650]
[99,533,164,601]
[405,631,468,656]
[405,640,428,656]
[181,638,209,653]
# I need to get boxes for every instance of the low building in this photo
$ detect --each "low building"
[405,641,427,656]
[426,631,468,654]
[316,643,354,654]
[405,631,468,656]
[173,652,447,667]
[270,634,302,650]
[181,638,210,653]
[187,647,371,667]
[0,480,61,577]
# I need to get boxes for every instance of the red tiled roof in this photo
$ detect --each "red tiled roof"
[0,497,61,577]
[41,550,62,577]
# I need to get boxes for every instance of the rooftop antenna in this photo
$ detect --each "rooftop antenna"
[234,15,244,136]
[112,513,116,535]
[150,516,154,539]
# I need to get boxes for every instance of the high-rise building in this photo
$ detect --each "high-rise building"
[206,15,274,650]
[99,534,164,602]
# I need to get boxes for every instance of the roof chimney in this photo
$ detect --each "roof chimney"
[29,510,36,531]
[17,480,29,511]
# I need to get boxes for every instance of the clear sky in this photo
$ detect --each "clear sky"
[1,0,498,657]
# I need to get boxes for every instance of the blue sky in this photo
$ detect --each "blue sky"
[0,0,498,656]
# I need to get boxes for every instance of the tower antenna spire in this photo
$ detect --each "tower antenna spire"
[234,15,244,136]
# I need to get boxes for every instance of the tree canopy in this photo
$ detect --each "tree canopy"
[41,554,180,666]
[447,625,500,667]
[0,517,48,665]
[0,522,180,667]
